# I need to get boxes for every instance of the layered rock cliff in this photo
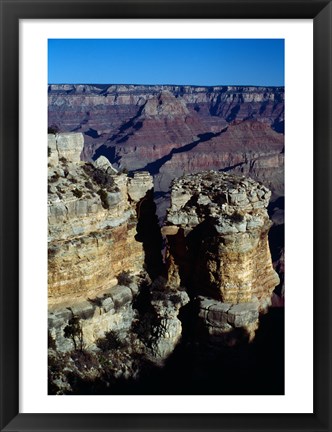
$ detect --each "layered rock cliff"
[48,133,144,354]
[48,132,283,394]
[162,171,280,343]
[48,132,153,304]
[48,133,187,365]
[48,84,284,198]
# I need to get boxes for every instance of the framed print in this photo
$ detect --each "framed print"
[0,0,331,431]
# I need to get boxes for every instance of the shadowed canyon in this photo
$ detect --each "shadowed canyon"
[48,84,284,395]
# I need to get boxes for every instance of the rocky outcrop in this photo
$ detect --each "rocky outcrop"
[164,171,279,304]
[48,145,284,392]
[146,279,190,360]
[162,171,279,343]
[197,296,259,345]
[48,132,84,164]
[48,133,189,364]
[48,283,138,352]
[48,132,153,304]
[128,172,154,202]
[48,131,283,390]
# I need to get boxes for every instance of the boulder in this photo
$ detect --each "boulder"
[55,132,84,163]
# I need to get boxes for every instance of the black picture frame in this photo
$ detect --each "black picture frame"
[1,0,331,431]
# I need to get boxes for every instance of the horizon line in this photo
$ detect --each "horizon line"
[48,83,285,88]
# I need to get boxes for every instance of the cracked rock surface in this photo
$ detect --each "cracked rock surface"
[48,133,153,303]
[163,171,280,343]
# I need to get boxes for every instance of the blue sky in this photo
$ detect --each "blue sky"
[48,39,284,87]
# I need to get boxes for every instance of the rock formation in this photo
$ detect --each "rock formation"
[48,132,153,304]
[140,278,190,360]
[48,132,283,394]
[48,283,139,352]
[48,132,187,364]
[48,84,284,199]
[48,133,154,356]
[155,120,284,197]
[48,86,285,297]
[162,171,280,343]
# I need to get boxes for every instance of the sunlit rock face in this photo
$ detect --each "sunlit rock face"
[48,283,140,352]
[48,133,188,362]
[48,133,153,305]
[164,171,279,306]
[48,84,285,307]
[47,133,281,366]
[162,171,279,343]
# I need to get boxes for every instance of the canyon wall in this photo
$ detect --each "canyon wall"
[48,135,282,395]
[48,84,284,198]
[48,134,280,350]
[47,86,284,393]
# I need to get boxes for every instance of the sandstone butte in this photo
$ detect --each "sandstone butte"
[48,132,153,304]
[164,171,279,306]
[162,171,280,343]
[48,132,280,359]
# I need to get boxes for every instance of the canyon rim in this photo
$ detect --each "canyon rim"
[48,39,284,396]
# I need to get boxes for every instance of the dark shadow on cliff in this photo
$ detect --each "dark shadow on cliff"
[269,222,285,299]
[139,128,228,175]
[268,196,284,299]
[91,105,147,165]
[269,223,284,263]
[92,145,121,165]
[85,128,100,139]
[49,306,284,396]
[166,219,220,299]
[226,104,241,122]
[268,196,284,214]
[135,190,165,280]
[105,308,284,395]
[101,104,146,146]
[208,88,228,116]
[272,119,284,134]
[126,307,285,395]
[116,104,146,135]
